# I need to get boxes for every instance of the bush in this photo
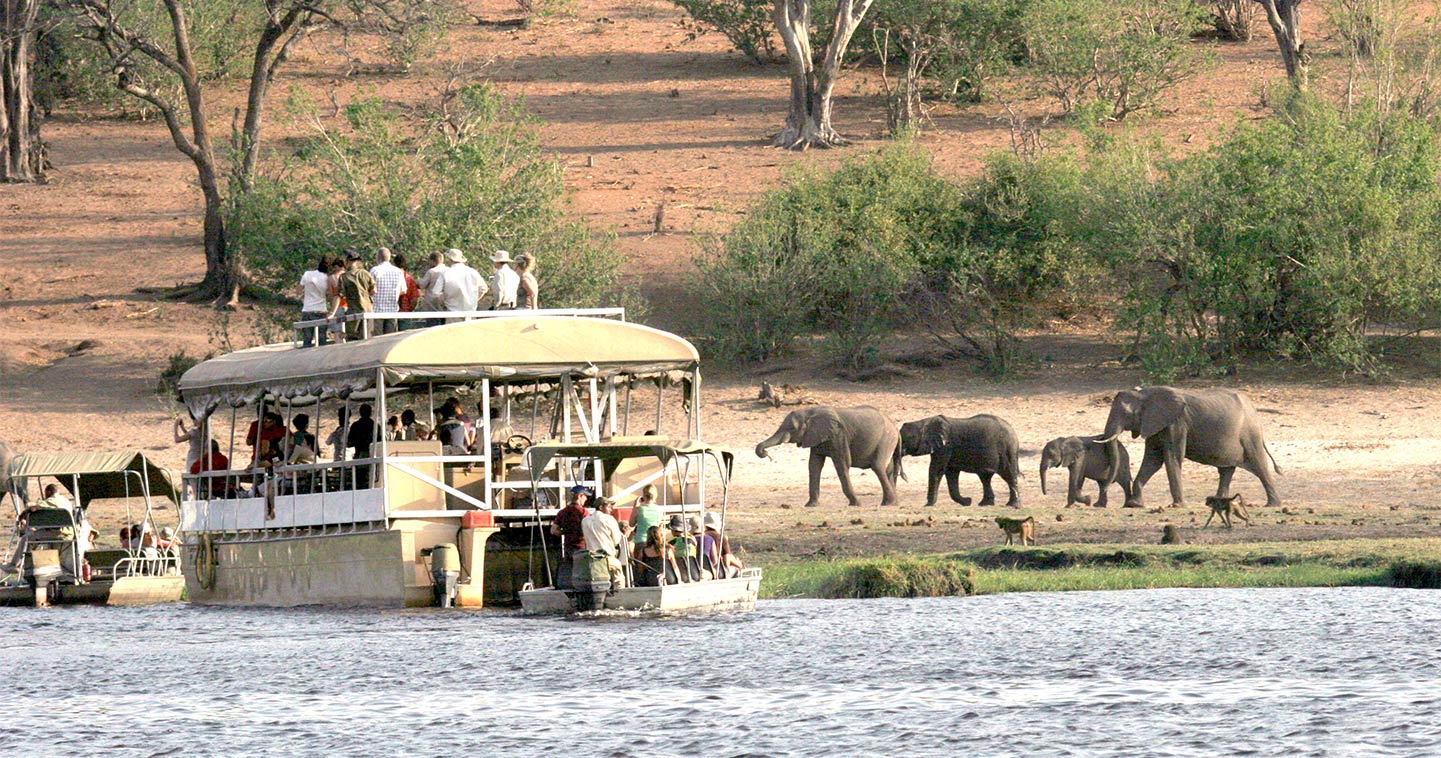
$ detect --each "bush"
[231,85,630,310]
[670,0,777,63]
[1021,0,1209,120]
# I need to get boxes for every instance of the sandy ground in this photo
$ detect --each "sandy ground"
[4,1,1441,561]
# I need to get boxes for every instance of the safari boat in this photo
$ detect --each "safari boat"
[174,309,750,609]
[0,452,185,607]
[516,439,762,615]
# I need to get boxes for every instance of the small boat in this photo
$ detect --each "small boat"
[0,451,185,607]
[516,439,762,615]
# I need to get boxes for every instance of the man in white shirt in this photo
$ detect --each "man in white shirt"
[580,496,629,587]
[439,248,487,317]
[417,251,448,326]
[299,255,332,347]
[369,247,406,335]
[489,250,520,310]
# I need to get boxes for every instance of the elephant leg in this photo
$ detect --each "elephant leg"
[925,456,943,507]
[1119,467,1141,508]
[946,468,971,506]
[804,452,824,508]
[834,459,861,507]
[1133,445,1165,508]
[1094,479,1109,508]
[1003,469,1020,507]
[1242,451,1282,508]
[1068,465,1091,507]
[875,463,897,506]
[1216,467,1236,499]
[1164,430,1187,507]
[978,473,997,507]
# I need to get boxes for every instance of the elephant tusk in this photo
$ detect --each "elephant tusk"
[1094,433,1121,444]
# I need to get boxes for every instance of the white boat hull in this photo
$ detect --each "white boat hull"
[518,568,762,615]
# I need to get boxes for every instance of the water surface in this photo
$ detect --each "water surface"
[3,587,1437,756]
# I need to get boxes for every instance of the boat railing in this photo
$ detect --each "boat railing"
[292,307,626,345]
[113,553,180,578]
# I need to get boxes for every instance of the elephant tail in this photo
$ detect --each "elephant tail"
[1264,441,1282,476]
[891,441,907,484]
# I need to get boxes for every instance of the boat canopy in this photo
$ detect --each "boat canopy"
[177,317,700,418]
[524,437,733,479]
[8,451,179,508]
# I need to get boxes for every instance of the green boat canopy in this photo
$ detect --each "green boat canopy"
[177,316,700,419]
[523,437,733,480]
[8,451,179,508]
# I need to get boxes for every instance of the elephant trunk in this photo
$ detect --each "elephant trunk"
[755,429,788,459]
[1039,450,1053,495]
[1100,437,1121,488]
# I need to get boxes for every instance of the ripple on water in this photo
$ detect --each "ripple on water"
[1,586,1439,755]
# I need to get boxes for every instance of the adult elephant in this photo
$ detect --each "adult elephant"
[899,415,1020,507]
[1098,387,1281,508]
[755,406,903,508]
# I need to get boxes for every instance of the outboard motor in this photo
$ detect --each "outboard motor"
[428,543,461,608]
[571,551,612,612]
[25,548,62,607]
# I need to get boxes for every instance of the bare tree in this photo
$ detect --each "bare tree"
[0,0,44,182]
[1255,0,1307,87]
[772,0,875,149]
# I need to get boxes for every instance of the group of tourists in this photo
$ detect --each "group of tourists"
[299,246,540,346]
[550,483,744,590]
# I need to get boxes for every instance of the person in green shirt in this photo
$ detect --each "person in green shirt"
[627,484,663,548]
[334,250,376,341]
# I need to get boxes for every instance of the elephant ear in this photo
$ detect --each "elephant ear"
[799,411,841,448]
[1140,391,1186,439]
[923,416,948,454]
[1061,437,1087,467]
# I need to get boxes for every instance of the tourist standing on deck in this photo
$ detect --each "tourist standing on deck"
[418,251,448,326]
[515,253,539,309]
[439,248,487,317]
[550,486,590,589]
[582,496,628,588]
[394,253,421,329]
[369,248,405,335]
[489,250,519,310]
[334,251,375,341]
[346,404,379,488]
[299,255,332,347]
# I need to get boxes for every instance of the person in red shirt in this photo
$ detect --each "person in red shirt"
[245,412,285,470]
[191,440,231,497]
[549,486,590,589]
[394,253,422,329]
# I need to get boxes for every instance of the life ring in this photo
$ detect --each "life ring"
[195,533,219,591]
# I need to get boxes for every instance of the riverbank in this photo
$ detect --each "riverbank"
[756,538,1441,599]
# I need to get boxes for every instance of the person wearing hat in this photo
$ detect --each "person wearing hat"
[334,250,376,341]
[439,247,487,317]
[581,495,628,588]
[703,512,743,578]
[669,513,702,582]
[689,515,717,581]
[488,250,519,310]
[549,485,590,589]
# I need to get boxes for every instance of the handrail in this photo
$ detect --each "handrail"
[293,308,626,343]
[113,554,180,578]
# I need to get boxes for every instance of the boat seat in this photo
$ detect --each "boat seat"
[23,508,76,530]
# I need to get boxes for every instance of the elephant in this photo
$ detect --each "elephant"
[0,440,13,506]
[1098,387,1281,508]
[755,406,903,508]
[1039,435,1138,508]
[899,414,1020,507]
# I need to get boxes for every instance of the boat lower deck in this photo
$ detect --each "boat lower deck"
[519,569,763,615]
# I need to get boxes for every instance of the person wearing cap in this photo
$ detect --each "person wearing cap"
[418,251,449,326]
[439,248,487,317]
[550,485,590,588]
[335,250,376,340]
[369,247,406,334]
[668,513,701,582]
[488,250,519,310]
[581,496,628,588]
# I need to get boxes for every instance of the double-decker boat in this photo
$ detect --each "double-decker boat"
[174,309,759,610]
[0,451,184,607]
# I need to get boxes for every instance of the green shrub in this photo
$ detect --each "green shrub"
[1021,0,1208,120]
[231,85,629,310]
[670,0,777,63]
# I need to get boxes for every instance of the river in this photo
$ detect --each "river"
[2,587,1437,756]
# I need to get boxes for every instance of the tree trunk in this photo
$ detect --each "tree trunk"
[1256,0,1307,88]
[0,0,43,183]
[772,0,874,150]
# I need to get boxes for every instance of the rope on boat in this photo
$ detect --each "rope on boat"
[195,533,218,591]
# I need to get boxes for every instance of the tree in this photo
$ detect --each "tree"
[1,0,44,182]
[65,0,448,305]
[1255,0,1307,87]
[772,0,875,149]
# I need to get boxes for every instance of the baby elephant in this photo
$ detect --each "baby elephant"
[1204,494,1251,528]
[995,516,1035,546]
[1039,435,1138,508]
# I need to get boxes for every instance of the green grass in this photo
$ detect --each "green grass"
[755,538,1441,599]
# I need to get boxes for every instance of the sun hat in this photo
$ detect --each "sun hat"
[688,515,704,535]
[490,249,513,264]
[668,514,686,532]
[703,512,722,531]
[159,527,176,540]
[445,248,467,263]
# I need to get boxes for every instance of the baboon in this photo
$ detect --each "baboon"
[995,516,1035,546]
[1203,494,1250,528]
